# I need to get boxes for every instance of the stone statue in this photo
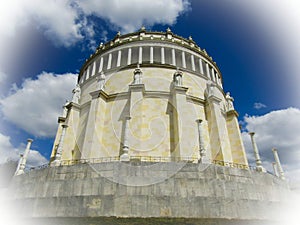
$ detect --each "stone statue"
[226,92,234,111]
[133,64,142,84]
[173,69,183,86]
[62,100,70,117]
[72,84,81,104]
[206,81,216,97]
[97,71,106,90]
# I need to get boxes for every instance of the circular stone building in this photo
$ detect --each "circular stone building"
[9,28,290,225]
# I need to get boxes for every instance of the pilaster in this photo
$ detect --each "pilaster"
[207,95,232,162]
[50,102,80,163]
[226,110,248,165]
[51,124,68,166]
[128,84,145,154]
[62,102,80,161]
[81,90,107,159]
[171,85,189,159]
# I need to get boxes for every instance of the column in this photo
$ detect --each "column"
[139,46,143,64]
[272,162,279,177]
[98,57,103,72]
[191,55,195,71]
[196,119,209,163]
[216,73,220,85]
[15,139,33,175]
[211,68,216,82]
[52,124,68,166]
[272,148,285,180]
[107,53,112,70]
[206,63,210,79]
[217,73,223,88]
[150,46,153,64]
[117,50,121,67]
[199,58,204,74]
[120,116,131,161]
[248,132,265,172]
[91,61,96,77]
[86,65,90,80]
[182,51,186,68]
[127,48,132,65]
[161,47,165,64]
[80,71,86,84]
[172,49,176,66]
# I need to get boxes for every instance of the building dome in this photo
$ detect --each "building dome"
[50,28,247,166]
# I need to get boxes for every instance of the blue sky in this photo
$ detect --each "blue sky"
[0,0,300,187]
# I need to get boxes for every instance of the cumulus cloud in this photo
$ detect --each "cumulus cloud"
[0,0,190,48]
[253,102,266,110]
[241,108,300,187]
[0,72,77,137]
[77,0,191,33]
[0,71,7,85]
[0,132,47,167]
[0,133,19,164]
[0,71,8,98]
[0,0,89,47]
[25,148,49,168]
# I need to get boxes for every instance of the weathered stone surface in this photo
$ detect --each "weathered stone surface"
[7,162,290,224]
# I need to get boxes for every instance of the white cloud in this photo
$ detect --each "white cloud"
[0,133,19,164]
[0,72,77,137]
[0,71,7,85]
[77,0,191,33]
[0,132,48,168]
[25,149,49,168]
[241,108,300,187]
[0,0,89,48]
[253,102,266,110]
[0,71,8,98]
[27,0,87,47]
[0,0,190,48]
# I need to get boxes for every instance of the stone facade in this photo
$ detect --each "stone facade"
[9,162,290,225]
[50,29,248,166]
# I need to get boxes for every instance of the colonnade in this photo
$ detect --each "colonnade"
[80,45,222,87]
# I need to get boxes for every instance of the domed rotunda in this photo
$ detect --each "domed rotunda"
[10,28,290,225]
[50,27,247,166]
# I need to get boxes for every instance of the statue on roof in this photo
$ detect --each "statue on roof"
[133,64,143,84]
[97,71,106,90]
[71,84,81,104]
[173,69,183,87]
[62,100,70,117]
[225,92,235,111]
